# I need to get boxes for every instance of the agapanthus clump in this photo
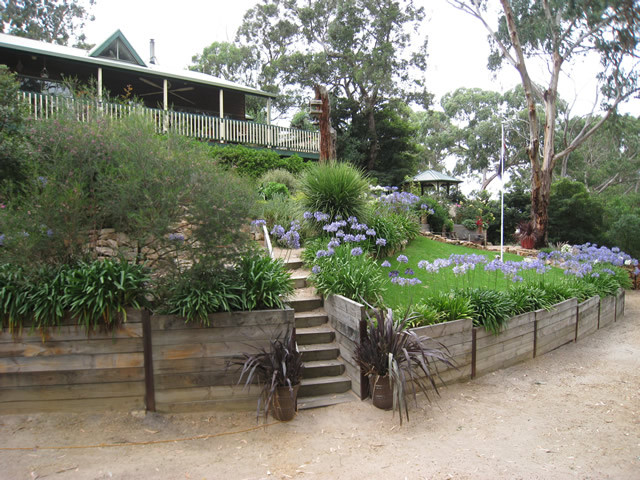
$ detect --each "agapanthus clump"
[538,243,638,285]
[270,220,301,249]
[376,190,420,213]
[302,211,387,260]
[381,254,422,287]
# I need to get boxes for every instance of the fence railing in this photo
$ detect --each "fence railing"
[19,91,320,154]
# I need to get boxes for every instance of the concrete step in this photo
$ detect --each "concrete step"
[290,268,310,289]
[288,295,323,313]
[302,359,345,378]
[298,342,340,361]
[295,308,329,328]
[297,391,358,410]
[299,375,352,397]
[291,275,307,289]
[285,260,304,271]
[296,325,335,345]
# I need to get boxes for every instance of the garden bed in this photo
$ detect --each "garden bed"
[329,289,627,398]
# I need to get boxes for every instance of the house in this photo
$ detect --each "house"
[0,30,319,157]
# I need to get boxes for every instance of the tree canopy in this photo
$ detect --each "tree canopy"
[0,0,95,46]
[191,0,430,174]
[450,0,640,246]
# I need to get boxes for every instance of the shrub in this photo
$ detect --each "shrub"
[462,288,516,335]
[606,214,640,260]
[258,168,300,194]
[402,302,446,328]
[208,144,305,178]
[0,263,31,332]
[161,253,292,324]
[0,65,32,191]
[368,208,420,257]
[309,244,385,304]
[0,260,149,332]
[548,179,605,245]
[2,113,257,269]
[461,218,478,231]
[355,308,454,424]
[419,195,450,232]
[299,160,369,222]
[259,182,290,200]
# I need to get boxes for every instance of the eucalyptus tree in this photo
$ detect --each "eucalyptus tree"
[0,0,95,46]
[449,0,640,246]
[560,114,640,195]
[192,0,430,173]
[289,0,430,171]
[439,86,532,190]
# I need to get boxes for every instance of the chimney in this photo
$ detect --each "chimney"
[149,39,156,65]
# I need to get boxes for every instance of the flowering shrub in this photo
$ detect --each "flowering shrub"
[1,113,257,268]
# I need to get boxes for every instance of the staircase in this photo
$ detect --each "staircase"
[283,252,357,410]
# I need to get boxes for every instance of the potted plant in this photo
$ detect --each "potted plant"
[233,328,304,422]
[515,221,537,249]
[355,308,454,424]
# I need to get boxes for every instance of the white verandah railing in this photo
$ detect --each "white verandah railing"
[20,91,320,154]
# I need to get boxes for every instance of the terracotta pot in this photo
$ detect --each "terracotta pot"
[520,237,535,249]
[370,375,393,410]
[270,384,300,421]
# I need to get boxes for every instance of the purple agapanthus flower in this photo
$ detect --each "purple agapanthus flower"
[376,238,387,246]
[351,247,363,256]
[251,219,267,227]
[397,255,408,263]
[381,260,391,267]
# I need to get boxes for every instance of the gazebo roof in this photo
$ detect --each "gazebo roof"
[413,170,463,184]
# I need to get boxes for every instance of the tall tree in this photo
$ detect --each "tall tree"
[559,114,640,194]
[449,0,640,246]
[192,0,430,174]
[437,86,533,189]
[291,0,430,171]
[0,0,95,45]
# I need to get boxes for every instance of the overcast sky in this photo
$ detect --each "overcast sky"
[82,0,639,119]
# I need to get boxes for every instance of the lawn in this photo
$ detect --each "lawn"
[380,237,563,309]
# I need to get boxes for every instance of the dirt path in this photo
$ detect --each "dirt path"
[1,292,639,480]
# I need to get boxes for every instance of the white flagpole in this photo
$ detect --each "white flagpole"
[500,122,505,262]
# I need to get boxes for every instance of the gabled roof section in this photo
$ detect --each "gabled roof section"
[89,30,146,66]
[413,170,463,183]
[0,32,275,98]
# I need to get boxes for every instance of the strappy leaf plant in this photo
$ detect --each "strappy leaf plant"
[232,329,303,422]
[355,308,454,424]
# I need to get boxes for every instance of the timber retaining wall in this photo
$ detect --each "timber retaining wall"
[0,308,294,414]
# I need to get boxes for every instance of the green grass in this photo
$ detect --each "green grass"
[380,237,563,309]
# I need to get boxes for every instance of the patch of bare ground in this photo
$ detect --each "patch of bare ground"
[1,291,638,480]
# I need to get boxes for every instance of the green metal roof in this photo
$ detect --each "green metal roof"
[89,29,146,67]
[0,32,276,99]
[413,170,462,183]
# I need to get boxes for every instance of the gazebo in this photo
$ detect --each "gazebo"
[411,170,463,196]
